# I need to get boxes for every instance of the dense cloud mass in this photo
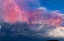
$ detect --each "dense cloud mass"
[0,0,64,38]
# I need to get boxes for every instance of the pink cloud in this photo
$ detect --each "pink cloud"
[0,0,64,38]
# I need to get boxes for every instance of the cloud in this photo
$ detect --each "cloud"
[48,27,64,38]
[1,0,41,23]
[27,7,64,38]
[0,0,64,38]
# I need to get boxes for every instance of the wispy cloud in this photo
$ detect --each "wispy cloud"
[0,0,64,38]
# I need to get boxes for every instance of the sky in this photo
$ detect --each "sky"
[40,0,64,13]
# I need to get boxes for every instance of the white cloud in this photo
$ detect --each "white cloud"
[48,26,64,38]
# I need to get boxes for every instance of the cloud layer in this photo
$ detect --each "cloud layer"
[0,0,64,38]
